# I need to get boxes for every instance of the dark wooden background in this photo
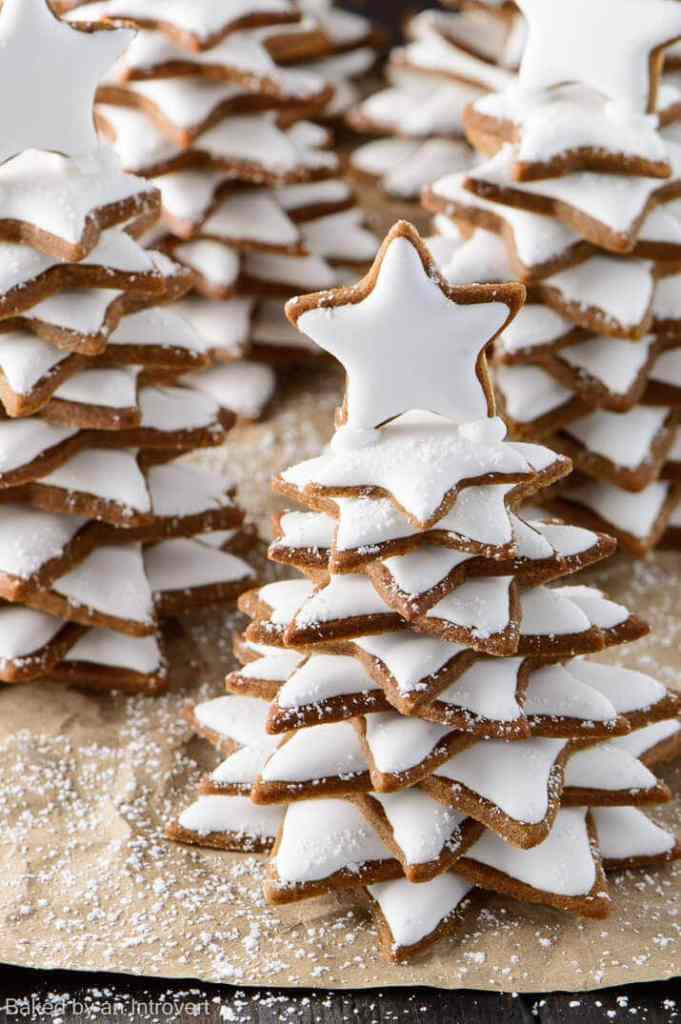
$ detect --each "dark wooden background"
[1,2,678,1020]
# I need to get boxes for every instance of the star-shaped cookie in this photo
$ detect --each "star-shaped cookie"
[516,0,681,113]
[0,0,133,165]
[286,221,525,432]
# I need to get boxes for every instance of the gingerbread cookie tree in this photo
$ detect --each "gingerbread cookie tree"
[60,0,380,407]
[347,0,521,202]
[170,223,681,962]
[422,0,681,554]
[0,0,258,695]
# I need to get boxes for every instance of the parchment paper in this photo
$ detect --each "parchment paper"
[1,362,680,993]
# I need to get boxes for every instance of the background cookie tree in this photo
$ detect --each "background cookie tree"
[422,0,681,554]
[0,0,258,695]
[170,222,681,962]
[61,0,382,418]
[348,0,520,203]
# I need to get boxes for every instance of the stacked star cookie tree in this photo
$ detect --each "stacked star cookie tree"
[0,0,257,696]
[347,0,521,203]
[61,0,380,402]
[170,223,681,962]
[422,0,681,555]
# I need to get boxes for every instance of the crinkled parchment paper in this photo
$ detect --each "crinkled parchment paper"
[0,363,679,993]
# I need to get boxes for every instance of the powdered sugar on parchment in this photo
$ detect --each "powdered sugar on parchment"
[0,365,679,991]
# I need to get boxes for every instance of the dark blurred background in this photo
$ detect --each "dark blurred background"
[341,0,432,42]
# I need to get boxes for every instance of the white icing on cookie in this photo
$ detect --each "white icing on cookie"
[355,631,467,696]
[443,229,514,286]
[350,137,421,178]
[380,547,473,599]
[274,179,352,212]
[26,287,125,336]
[244,249,336,290]
[300,209,378,264]
[0,420,76,474]
[193,694,273,750]
[0,504,85,579]
[593,806,676,861]
[260,720,367,784]
[0,332,68,397]
[274,798,391,884]
[179,794,283,840]
[139,385,220,431]
[426,576,514,640]
[496,363,573,422]
[275,510,335,553]
[650,346,681,388]
[397,19,514,92]
[257,579,315,625]
[555,585,629,629]
[54,543,154,626]
[498,304,574,356]
[524,663,619,723]
[109,306,205,357]
[152,168,230,225]
[561,335,653,395]
[383,138,476,201]
[435,657,525,722]
[147,462,235,518]
[563,479,671,539]
[468,806,596,895]
[567,659,667,714]
[520,584,627,636]
[144,539,254,590]
[201,191,300,248]
[565,406,670,469]
[210,744,274,789]
[237,649,304,684]
[368,874,472,950]
[610,719,681,758]
[173,296,253,356]
[43,448,150,513]
[372,789,467,866]
[53,366,138,411]
[276,654,379,709]
[0,605,65,661]
[293,573,393,629]
[65,628,163,674]
[564,743,659,792]
[364,712,452,775]
[172,239,240,289]
[356,77,482,137]
[183,361,276,421]
[434,736,567,824]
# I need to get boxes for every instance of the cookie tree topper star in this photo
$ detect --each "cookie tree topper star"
[0,0,134,165]
[516,0,681,113]
[286,221,525,432]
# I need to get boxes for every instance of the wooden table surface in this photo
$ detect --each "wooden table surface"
[2,1,678,1018]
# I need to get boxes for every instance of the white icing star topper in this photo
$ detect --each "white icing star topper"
[0,0,134,165]
[516,0,681,112]
[286,221,525,432]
